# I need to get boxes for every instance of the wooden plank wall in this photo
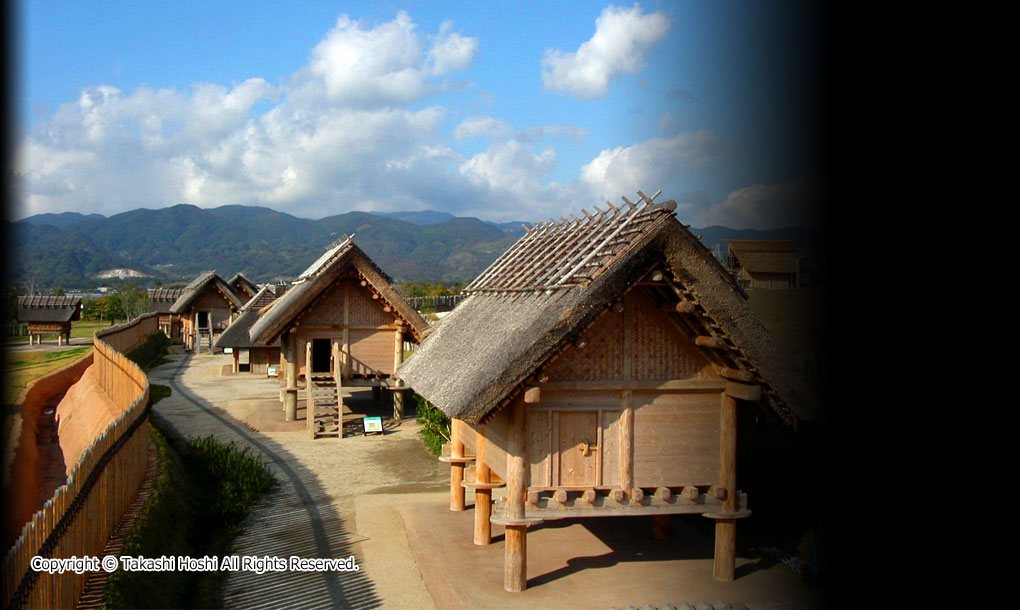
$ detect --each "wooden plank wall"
[523,287,723,491]
[2,314,156,608]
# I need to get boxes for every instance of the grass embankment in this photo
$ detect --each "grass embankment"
[105,333,276,608]
[4,346,93,404]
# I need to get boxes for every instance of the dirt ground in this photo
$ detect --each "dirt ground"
[148,349,821,609]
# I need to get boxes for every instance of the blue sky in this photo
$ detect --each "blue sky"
[16,1,821,227]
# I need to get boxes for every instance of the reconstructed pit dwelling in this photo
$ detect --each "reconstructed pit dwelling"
[399,192,814,592]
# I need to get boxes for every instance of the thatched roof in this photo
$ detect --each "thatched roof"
[17,295,82,323]
[228,273,259,302]
[728,240,800,274]
[147,287,184,313]
[248,237,428,345]
[399,192,815,427]
[215,285,280,349]
[169,271,244,314]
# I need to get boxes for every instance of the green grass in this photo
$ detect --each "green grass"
[4,346,93,403]
[104,420,276,609]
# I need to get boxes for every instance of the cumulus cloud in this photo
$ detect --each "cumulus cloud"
[542,4,670,99]
[696,181,818,230]
[580,130,728,197]
[293,11,477,107]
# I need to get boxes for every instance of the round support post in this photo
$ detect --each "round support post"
[713,391,738,581]
[284,333,298,422]
[450,419,466,511]
[474,428,492,546]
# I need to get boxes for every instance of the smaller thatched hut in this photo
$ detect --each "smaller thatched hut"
[727,240,802,289]
[228,272,259,303]
[214,285,281,374]
[169,272,244,353]
[17,295,82,345]
[147,287,184,340]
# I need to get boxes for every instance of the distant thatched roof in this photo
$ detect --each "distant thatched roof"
[228,273,259,302]
[18,295,83,323]
[215,285,280,349]
[169,271,244,314]
[248,237,428,345]
[728,240,800,274]
[399,193,815,427]
[147,287,184,313]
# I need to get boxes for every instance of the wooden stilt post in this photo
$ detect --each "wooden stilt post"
[474,427,492,545]
[232,349,240,373]
[450,419,466,511]
[505,396,529,592]
[392,380,404,421]
[713,391,738,581]
[284,333,298,421]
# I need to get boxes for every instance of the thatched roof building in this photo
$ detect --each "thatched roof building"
[727,239,802,289]
[401,203,812,426]
[18,295,82,345]
[215,285,282,374]
[227,272,259,303]
[170,271,245,352]
[399,191,816,592]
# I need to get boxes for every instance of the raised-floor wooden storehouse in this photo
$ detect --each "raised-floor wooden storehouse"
[147,287,184,340]
[214,285,282,374]
[399,192,813,592]
[17,295,82,345]
[170,272,245,353]
[727,240,802,289]
[248,236,428,438]
[228,272,259,303]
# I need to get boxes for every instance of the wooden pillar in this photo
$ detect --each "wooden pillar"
[284,333,298,421]
[619,390,634,497]
[393,326,404,372]
[232,349,240,373]
[392,380,405,421]
[450,419,466,511]
[193,311,200,353]
[474,427,492,546]
[505,396,528,592]
[713,391,738,581]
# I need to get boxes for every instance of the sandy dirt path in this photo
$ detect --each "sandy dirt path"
[147,349,447,609]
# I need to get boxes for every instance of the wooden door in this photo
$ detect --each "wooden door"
[558,411,598,487]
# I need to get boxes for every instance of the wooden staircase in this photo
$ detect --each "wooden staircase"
[308,375,341,439]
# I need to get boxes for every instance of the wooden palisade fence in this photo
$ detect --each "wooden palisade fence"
[2,313,159,609]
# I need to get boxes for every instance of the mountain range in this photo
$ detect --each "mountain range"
[10,204,813,290]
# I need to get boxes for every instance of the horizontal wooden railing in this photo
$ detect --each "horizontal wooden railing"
[2,313,159,609]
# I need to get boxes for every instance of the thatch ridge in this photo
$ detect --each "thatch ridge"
[169,271,244,313]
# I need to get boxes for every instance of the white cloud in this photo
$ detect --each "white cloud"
[580,130,728,197]
[696,181,818,230]
[294,12,477,107]
[454,116,512,140]
[541,4,670,99]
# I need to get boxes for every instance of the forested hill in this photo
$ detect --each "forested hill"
[11,204,809,289]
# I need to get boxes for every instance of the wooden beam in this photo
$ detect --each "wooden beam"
[720,367,755,383]
[713,391,738,582]
[725,381,761,401]
[552,490,568,505]
[662,301,697,314]
[539,379,727,393]
[524,386,541,404]
[655,487,672,502]
[695,335,726,349]
[505,397,528,592]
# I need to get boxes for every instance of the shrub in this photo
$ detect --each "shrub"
[414,392,450,456]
